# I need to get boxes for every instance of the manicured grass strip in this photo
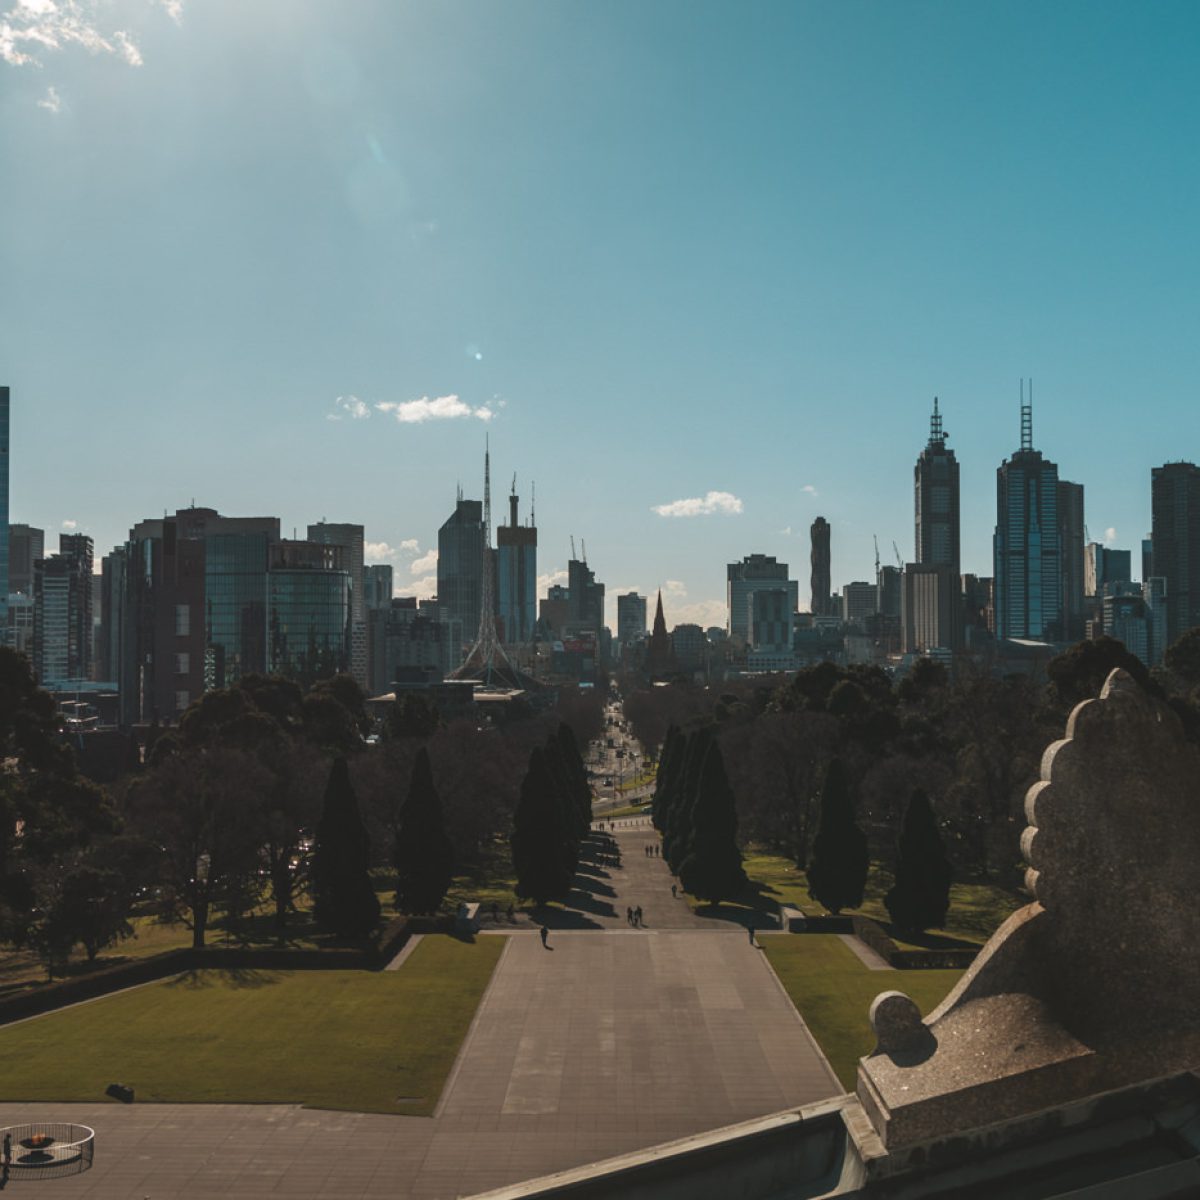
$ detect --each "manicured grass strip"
[761,935,963,1090]
[0,934,504,1116]
[743,852,1023,946]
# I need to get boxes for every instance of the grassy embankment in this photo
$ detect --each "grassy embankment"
[0,934,503,1115]
[761,935,963,1089]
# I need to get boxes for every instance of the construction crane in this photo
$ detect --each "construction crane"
[570,535,577,560]
[581,539,587,564]
[893,541,904,570]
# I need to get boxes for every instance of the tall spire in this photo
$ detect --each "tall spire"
[1020,378,1033,451]
[928,396,945,447]
[453,437,512,682]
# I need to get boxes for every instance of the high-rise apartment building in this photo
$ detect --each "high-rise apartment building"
[8,524,43,597]
[903,563,963,654]
[1057,480,1085,641]
[914,398,960,576]
[567,556,605,641]
[727,554,795,641]
[496,484,537,644]
[364,564,393,611]
[810,517,832,616]
[437,495,484,656]
[993,389,1062,641]
[307,522,365,688]
[269,539,350,686]
[34,533,93,684]
[841,581,877,628]
[1151,461,1200,646]
[1084,544,1132,597]
[616,592,647,648]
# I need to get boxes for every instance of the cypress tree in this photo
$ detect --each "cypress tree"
[393,747,455,915]
[665,726,711,874]
[652,726,683,832]
[511,747,574,906]
[806,758,868,915]
[556,723,593,835]
[678,740,747,903]
[884,789,952,933]
[542,735,582,874]
[311,757,381,937]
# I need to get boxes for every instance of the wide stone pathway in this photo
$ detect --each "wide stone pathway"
[0,826,840,1199]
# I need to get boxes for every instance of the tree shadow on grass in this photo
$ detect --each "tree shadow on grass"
[166,968,282,990]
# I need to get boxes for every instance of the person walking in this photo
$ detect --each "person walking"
[3,1131,11,1169]
[540,925,549,949]
[671,883,677,899]
[635,905,643,927]
[626,906,633,925]
[748,924,756,946]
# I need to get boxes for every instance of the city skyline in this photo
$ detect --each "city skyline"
[5,2,1200,629]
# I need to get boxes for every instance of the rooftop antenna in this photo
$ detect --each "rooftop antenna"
[581,539,587,565]
[570,535,577,560]
[1020,378,1033,451]
[929,396,944,445]
[530,481,536,529]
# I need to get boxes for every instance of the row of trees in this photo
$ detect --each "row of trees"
[626,633,1200,894]
[0,645,605,971]
[652,726,746,902]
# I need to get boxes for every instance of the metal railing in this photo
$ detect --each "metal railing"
[0,1123,95,1180]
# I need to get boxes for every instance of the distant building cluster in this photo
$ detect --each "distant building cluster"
[2,376,1198,725]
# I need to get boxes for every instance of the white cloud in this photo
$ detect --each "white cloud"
[37,84,61,112]
[538,568,568,593]
[664,579,688,598]
[398,538,419,554]
[327,394,370,422]
[779,525,792,536]
[801,484,819,497]
[410,549,438,575]
[405,574,438,602]
[664,598,727,630]
[61,518,77,529]
[375,394,494,424]
[159,0,183,25]
[1105,527,1117,544]
[364,541,398,563]
[652,490,743,518]
[1,0,149,68]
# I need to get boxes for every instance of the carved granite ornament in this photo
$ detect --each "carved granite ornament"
[856,668,1200,1149]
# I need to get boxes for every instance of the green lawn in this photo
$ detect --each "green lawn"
[761,935,963,1089]
[0,935,504,1115]
[742,852,1024,947]
[599,802,652,820]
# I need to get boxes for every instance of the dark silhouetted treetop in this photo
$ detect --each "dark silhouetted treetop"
[806,758,868,915]
[311,756,380,938]
[884,788,952,934]
[511,746,573,907]
[678,739,747,904]
[394,747,454,915]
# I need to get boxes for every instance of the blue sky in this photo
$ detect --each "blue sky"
[2,0,1198,630]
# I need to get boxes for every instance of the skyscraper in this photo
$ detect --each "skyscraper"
[727,554,795,641]
[364,564,393,611]
[437,494,484,655]
[810,517,831,616]
[307,522,366,688]
[567,555,604,640]
[8,524,43,598]
[1057,480,1085,642]
[1151,461,1200,646]
[616,592,647,648]
[34,533,93,684]
[496,481,537,643]
[914,397,960,575]
[994,385,1062,642]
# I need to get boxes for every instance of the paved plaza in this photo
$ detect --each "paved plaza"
[0,825,840,1199]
